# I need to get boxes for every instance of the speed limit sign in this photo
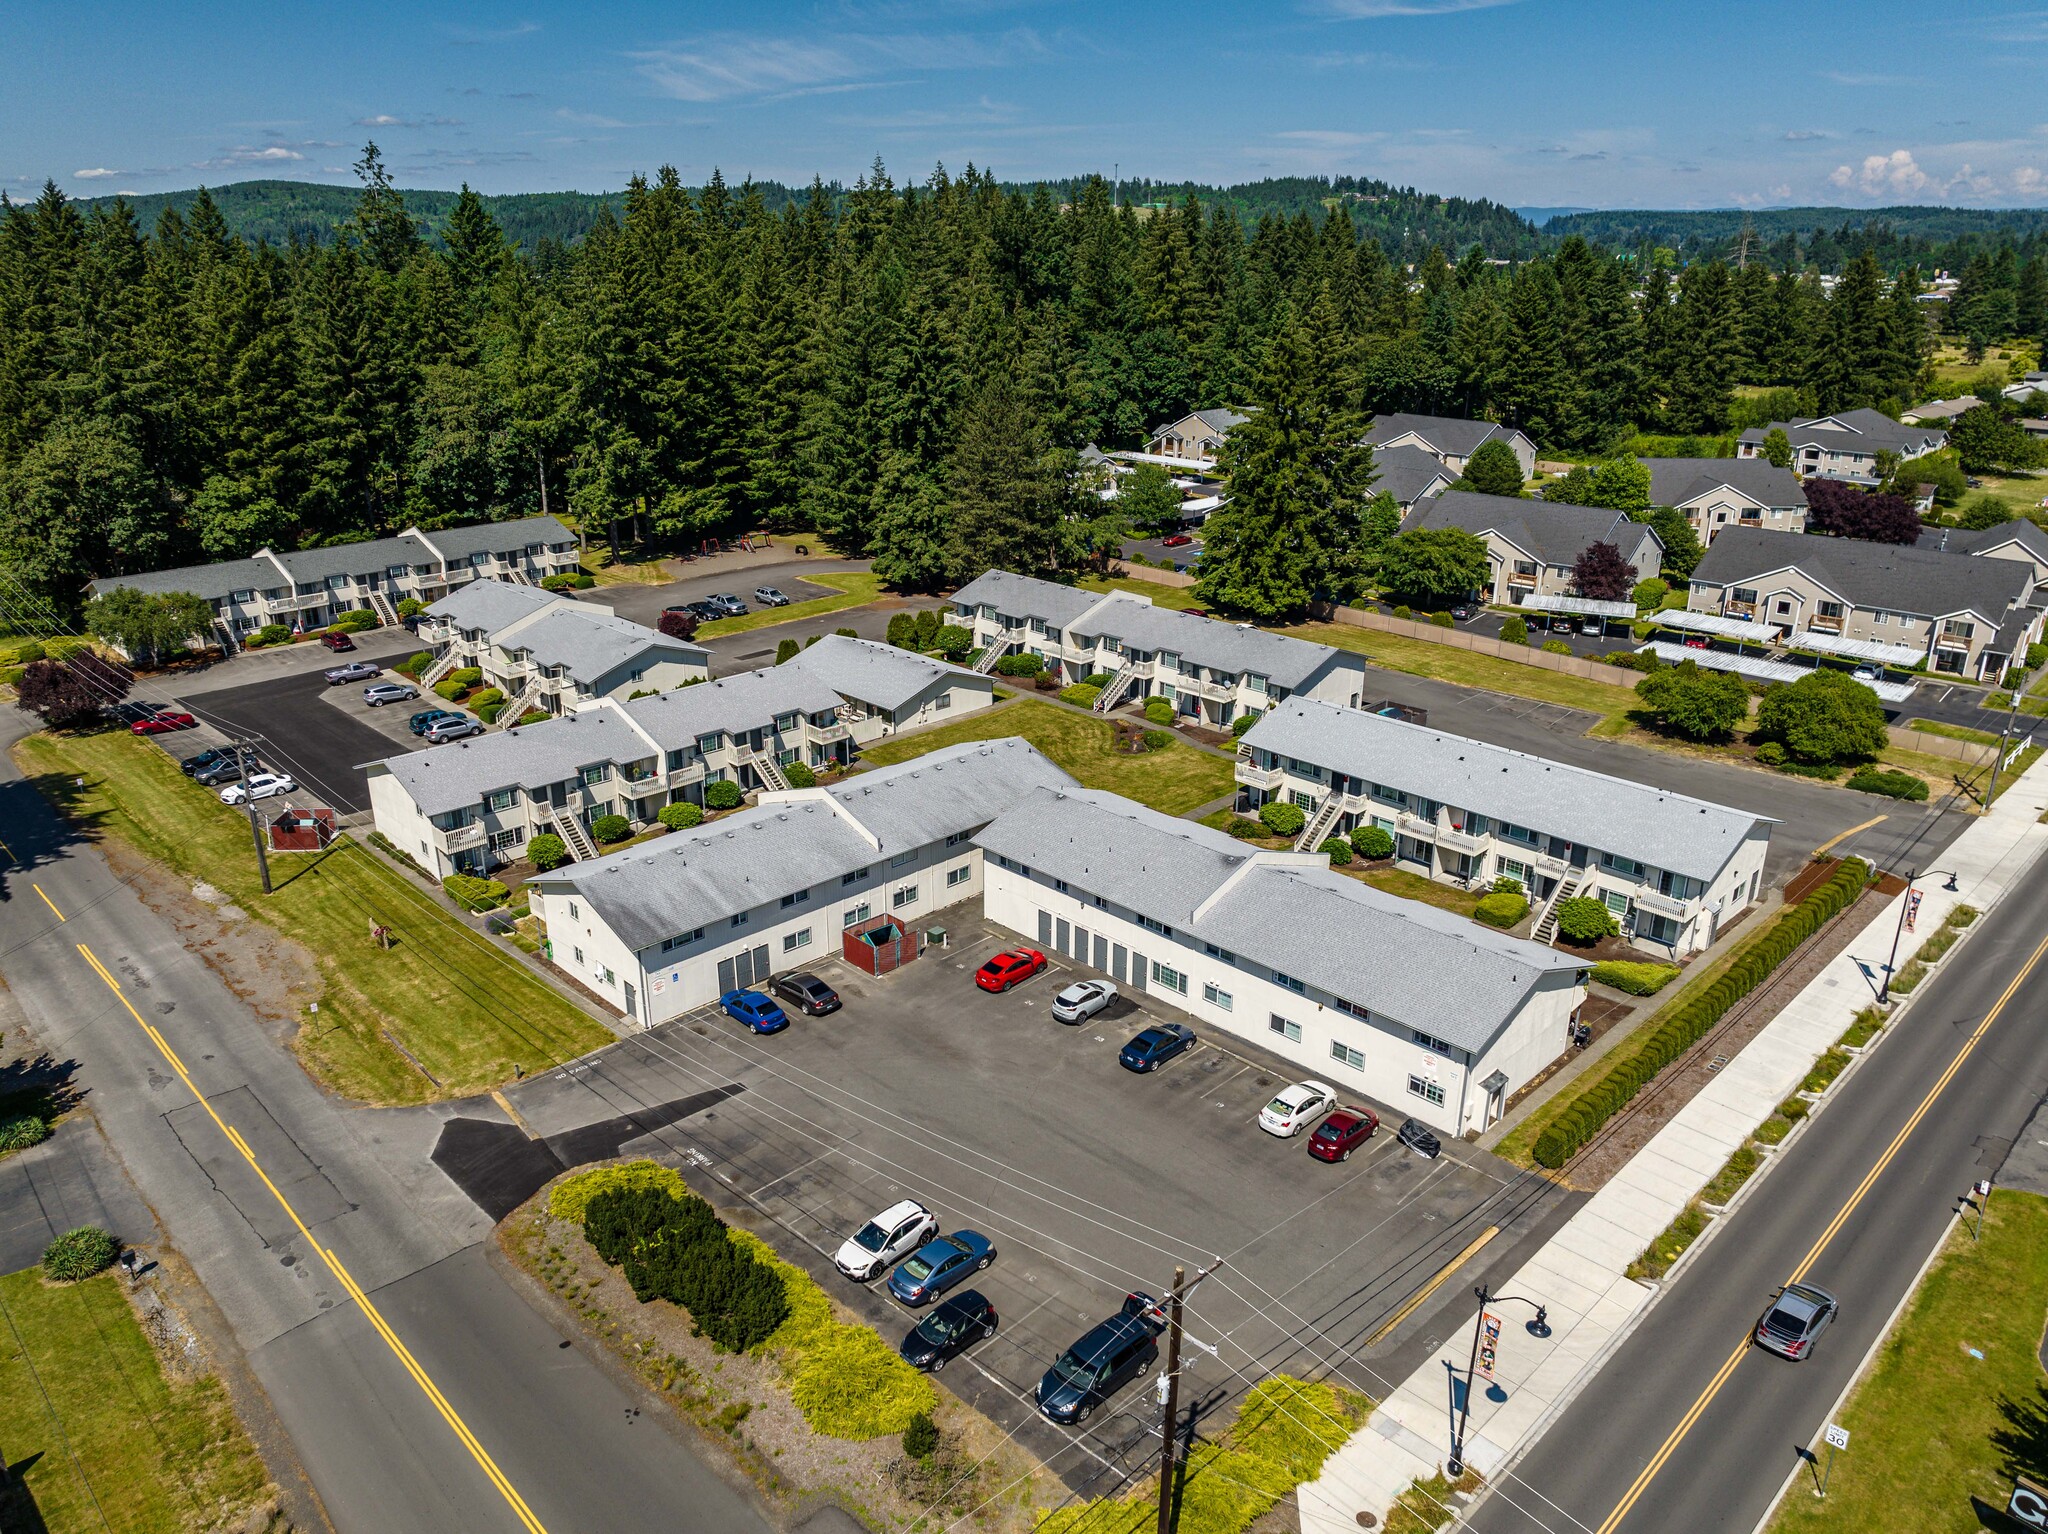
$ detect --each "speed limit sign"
[2010,1477,2048,1529]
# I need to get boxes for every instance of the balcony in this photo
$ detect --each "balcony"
[1724,600,1758,619]
[437,821,486,852]
[1634,887,1691,919]
[1235,760,1284,791]
[1396,811,1437,839]
[1805,617,1845,636]
[810,721,851,744]
[1436,823,1487,856]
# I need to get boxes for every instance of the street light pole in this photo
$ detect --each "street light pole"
[1877,869,1958,1004]
[1447,1286,1550,1479]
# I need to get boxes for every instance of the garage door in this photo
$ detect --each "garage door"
[715,944,772,993]
[1093,933,1109,972]
[1038,910,1053,946]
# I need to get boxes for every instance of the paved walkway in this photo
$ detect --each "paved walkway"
[1297,753,2048,1532]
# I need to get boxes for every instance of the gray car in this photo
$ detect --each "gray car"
[1754,1282,1838,1360]
[363,681,420,706]
[423,716,483,743]
[754,586,791,607]
[325,660,381,685]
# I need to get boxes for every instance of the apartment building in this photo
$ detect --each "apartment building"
[1734,410,1947,485]
[1917,518,2048,585]
[1642,458,1809,544]
[975,785,1586,1136]
[950,569,1367,725]
[1370,445,1457,511]
[1236,697,1772,957]
[529,739,1077,1024]
[1364,413,1538,479]
[1146,407,1251,464]
[88,515,581,650]
[1401,492,1664,607]
[1688,526,2039,680]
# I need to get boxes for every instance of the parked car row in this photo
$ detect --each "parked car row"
[181,745,262,787]
[829,1199,1006,1374]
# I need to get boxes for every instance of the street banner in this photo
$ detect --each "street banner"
[1476,1311,1502,1382]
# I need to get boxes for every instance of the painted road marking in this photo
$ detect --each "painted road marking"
[76,942,550,1534]
[31,883,63,921]
[1814,815,1887,857]
[1365,1225,1500,1347]
[1594,926,2048,1534]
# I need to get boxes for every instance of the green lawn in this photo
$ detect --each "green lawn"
[0,1268,273,1532]
[1768,1192,2048,1534]
[693,572,886,637]
[1078,574,1214,612]
[1355,866,1485,919]
[858,698,1237,815]
[1905,718,2003,746]
[14,730,613,1105]
[1279,620,1642,718]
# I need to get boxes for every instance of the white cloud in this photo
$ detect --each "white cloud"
[446,20,539,44]
[352,114,462,129]
[72,167,120,179]
[1820,71,1913,87]
[1271,129,1377,147]
[1316,0,1516,14]
[1830,148,1929,195]
[634,29,1037,102]
[2016,166,2046,194]
[1781,129,1829,142]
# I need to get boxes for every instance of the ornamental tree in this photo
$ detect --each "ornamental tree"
[1634,660,1751,741]
[1377,527,1490,607]
[1803,479,1922,545]
[1761,427,1793,468]
[1754,668,1889,764]
[1571,540,1636,601]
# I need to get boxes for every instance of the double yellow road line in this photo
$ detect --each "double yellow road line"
[76,942,550,1534]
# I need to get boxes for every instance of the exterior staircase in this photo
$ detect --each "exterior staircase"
[366,590,400,627]
[421,648,461,688]
[1294,795,1346,853]
[494,678,541,729]
[1092,667,1139,714]
[1532,873,1582,945]
[742,749,792,793]
[503,566,533,586]
[549,806,599,864]
[973,641,1007,675]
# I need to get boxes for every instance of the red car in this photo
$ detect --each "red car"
[1683,636,1710,650]
[1306,1107,1380,1163]
[975,949,1047,993]
[1161,533,1193,548]
[320,630,356,652]
[130,710,197,735]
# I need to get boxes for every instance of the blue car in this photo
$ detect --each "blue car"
[720,988,789,1034]
[887,1229,996,1306]
[1119,1023,1197,1072]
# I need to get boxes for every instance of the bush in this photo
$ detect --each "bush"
[658,802,705,831]
[43,1226,119,1282]
[1232,710,1261,737]
[1258,802,1306,837]
[590,813,631,844]
[903,1412,940,1460]
[1140,729,1174,751]
[886,612,919,648]
[331,607,379,632]
[782,761,817,788]
[582,1184,789,1353]
[1083,672,1112,687]
[1499,616,1530,644]
[1591,961,1680,996]
[932,624,974,661]
[1350,825,1394,860]
[1754,741,1787,765]
[1802,1047,1852,1095]
[248,623,291,648]
[1225,816,1264,840]
[2003,667,2028,691]
[772,638,799,665]
[528,832,567,870]
[1540,639,1573,656]
[1845,766,1930,801]
[1142,696,1176,725]
[705,780,744,811]
[1554,896,1618,945]
[2029,642,2048,672]
[8,640,47,663]
[398,650,431,677]
[443,873,510,911]
[1491,875,1525,895]
[450,666,482,689]
[1632,576,1669,610]
[1059,683,1102,708]
[475,701,504,724]
[993,653,1044,677]
[1319,837,1354,866]
[1431,611,1454,628]
[433,677,466,700]
[1634,661,1750,741]
[549,1161,689,1223]
[1392,605,1412,620]
[1754,667,1888,765]
[0,1113,50,1151]
[1474,891,1530,928]
[541,573,577,591]
[397,597,425,619]
[469,687,505,711]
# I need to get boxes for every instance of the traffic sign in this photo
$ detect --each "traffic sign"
[1823,1424,1849,1451]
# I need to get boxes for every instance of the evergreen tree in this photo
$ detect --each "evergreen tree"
[1665,261,1741,434]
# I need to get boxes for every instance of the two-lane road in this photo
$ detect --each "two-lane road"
[1466,849,2048,1534]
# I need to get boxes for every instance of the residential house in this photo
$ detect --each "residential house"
[975,785,1587,1136]
[950,570,1368,726]
[1146,408,1251,464]
[88,515,581,651]
[1902,396,1986,424]
[1370,444,1457,511]
[1734,410,1947,485]
[1236,696,1772,957]
[1364,414,1537,479]
[529,739,1078,1025]
[1917,519,2048,585]
[1687,525,2039,680]
[1642,458,1809,544]
[1400,491,1664,607]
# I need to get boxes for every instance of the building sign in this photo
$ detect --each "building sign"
[2010,1477,2048,1529]
[1476,1311,1502,1382]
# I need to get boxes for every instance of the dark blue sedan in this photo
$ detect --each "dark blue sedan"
[719,989,790,1034]
[1119,1023,1197,1072]
[887,1229,995,1306]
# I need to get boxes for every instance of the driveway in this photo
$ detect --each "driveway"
[163,667,416,814]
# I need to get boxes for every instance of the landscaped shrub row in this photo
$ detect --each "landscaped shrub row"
[1058,682,1102,708]
[1590,960,1681,996]
[1802,1047,1852,1095]
[541,572,596,591]
[1473,891,1529,928]
[992,653,1044,677]
[442,873,510,912]
[1845,766,1930,801]
[1532,859,1869,1168]
[583,1184,790,1353]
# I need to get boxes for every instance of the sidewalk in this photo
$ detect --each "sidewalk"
[1296,752,2048,1532]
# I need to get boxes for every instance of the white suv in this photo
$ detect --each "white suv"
[219,772,296,805]
[834,1199,938,1282]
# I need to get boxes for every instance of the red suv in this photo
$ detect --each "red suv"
[975,949,1047,993]
[320,631,355,652]
[1307,1107,1379,1163]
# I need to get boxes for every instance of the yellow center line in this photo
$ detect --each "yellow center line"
[0,832,17,861]
[1367,1226,1500,1347]
[1594,926,2048,1534]
[32,883,64,921]
[75,942,549,1534]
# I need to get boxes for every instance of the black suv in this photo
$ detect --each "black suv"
[182,746,258,779]
[1036,1294,1164,1425]
[771,972,842,1016]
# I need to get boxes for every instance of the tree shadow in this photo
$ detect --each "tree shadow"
[1991,1379,2048,1485]
[0,1052,88,1124]
[0,763,114,910]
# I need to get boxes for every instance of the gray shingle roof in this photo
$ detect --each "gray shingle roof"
[422,516,577,558]
[1918,520,2048,566]
[1070,596,1347,689]
[617,666,844,749]
[1404,491,1660,569]
[426,579,565,633]
[1245,696,1770,882]
[500,606,708,684]
[778,634,984,711]
[91,555,282,602]
[1371,444,1456,507]
[951,570,1106,629]
[1365,413,1528,460]
[1692,526,2032,621]
[550,739,1077,949]
[1640,458,1805,512]
[1736,412,1945,454]
[1191,407,1251,435]
[973,787,1578,1052]
[271,534,437,584]
[368,705,653,817]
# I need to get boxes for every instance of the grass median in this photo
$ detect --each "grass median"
[0,1267,273,1532]
[14,729,612,1105]
[694,572,886,637]
[1278,620,1642,718]
[859,697,1237,815]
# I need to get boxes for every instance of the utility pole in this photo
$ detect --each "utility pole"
[1155,1258,1221,1534]
[235,737,272,894]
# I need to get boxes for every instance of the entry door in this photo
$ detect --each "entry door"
[624,982,638,1024]
[1130,951,1146,992]
[717,956,736,993]
[1056,918,1069,954]
[1093,934,1109,972]
[1038,910,1053,946]
[1073,925,1090,963]
[1112,944,1127,983]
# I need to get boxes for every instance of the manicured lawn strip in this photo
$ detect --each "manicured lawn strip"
[1277,621,1641,718]
[1767,1192,2048,1534]
[578,552,674,585]
[0,1268,271,1533]
[858,698,1237,815]
[1357,866,1485,919]
[693,572,886,637]
[14,731,611,1104]
[1078,574,1214,612]
[1905,718,2003,746]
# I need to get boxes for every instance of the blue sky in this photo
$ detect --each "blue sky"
[7,0,2048,210]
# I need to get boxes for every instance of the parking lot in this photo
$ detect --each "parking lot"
[498,914,1580,1499]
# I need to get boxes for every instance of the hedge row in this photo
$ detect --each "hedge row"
[442,873,509,911]
[1590,960,1681,996]
[584,1185,789,1353]
[1532,859,1869,1168]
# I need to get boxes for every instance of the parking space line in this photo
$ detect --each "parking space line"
[1363,1224,1500,1346]
[751,1147,839,1199]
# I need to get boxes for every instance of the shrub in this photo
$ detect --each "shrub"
[43,1226,119,1282]
[433,677,465,701]
[992,653,1044,677]
[913,609,941,649]
[1083,672,1112,687]
[1258,801,1306,837]
[549,1160,688,1223]
[658,802,705,831]
[1491,874,1525,895]
[397,597,425,619]
[1554,896,1618,944]
[1392,605,1412,620]
[397,650,431,677]
[1142,696,1176,725]
[886,613,919,648]
[1591,961,1680,996]
[1140,729,1174,751]
[1431,611,1454,628]
[786,1317,938,1438]
[1702,1145,1762,1206]
[1540,639,1573,656]
[450,666,482,689]
[1225,816,1265,840]
[779,761,816,789]
[1802,1047,1852,1095]
[1350,825,1394,860]
[1753,741,1787,765]
[2004,667,2029,691]
[1754,667,1888,765]
[903,1412,939,1460]
[443,873,510,911]
[1319,837,1354,866]
[590,813,631,844]
[932,624,974,661]
[1232,710,1261,737]
[2030,642,2048,671]
[331,607,379,632]
[8,640,46,663]
[1947,903,1980,928]
[468,687,505,711]
[705,780,744,811]
[834,628,858,639]
[772,638,799,666]
[1474,891,1530,928]
[475,701,504,724]
[1774,758,1844,780]
[1839,1006,1886,1049]
[582,1185,789,1353]
[1632,576,1670,610]
[1499,616,1530,644]
[541,573,578,591]
[528,832,567,870]
[1845,767,1929,801]
[248,623,291,648]
[0,1113,50,1151]
[1059,683,1102,708]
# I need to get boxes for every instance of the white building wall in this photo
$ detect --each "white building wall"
[367,771,451,878]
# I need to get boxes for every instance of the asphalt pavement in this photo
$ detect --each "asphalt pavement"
[1462,841,2048,1534]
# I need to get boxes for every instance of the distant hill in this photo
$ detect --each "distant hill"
[1548,204,2048,252]
[1514,206,1598,228]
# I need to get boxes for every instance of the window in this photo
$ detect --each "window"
[573,946,584,966]
[1407,1076,1446,1107]
[1601,889,1630,917]
[1497,857,1528,886]
[1269,1014,1302,1043]
[1138,915,1173,938]
[945,831,969,847]
[947,865,971,888]
[783,928,813,953]
[581,764,610,786]
[1053,878,1068,893]
[660,928,704,952]
[730,912,749,928]
[1203,982,1234,1011]
[489,827,524,852]
[1150,961,1188,996]
[1273,970,1305,995]
[1203,942,1236,965]
[892,883,920,909]
[1330,1042,1366,1071]
[486,788,517,812]
[1336,998,1370,1021]
[843,902,872,927]
[891,850,916,868]
[780,890,810,908]
[1641,912,1682,946]
[568,902,580,921]
[1411,1029,1453,1054]
[842,868,869,885]
[1497,821,1537,846]
[935,692,952,710]
[600,967,615,987]
[1599,852,1646,878]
